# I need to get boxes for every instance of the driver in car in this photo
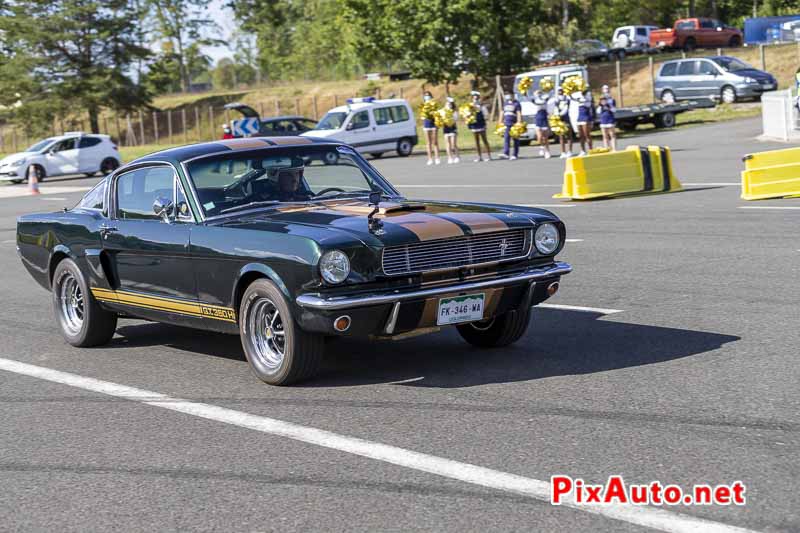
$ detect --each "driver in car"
[264,166,313,202]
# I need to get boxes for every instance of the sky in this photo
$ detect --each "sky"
[203,0,237,64]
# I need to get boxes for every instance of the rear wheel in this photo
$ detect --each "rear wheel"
[322,151,339,165]
[396,137,413,157]
[52,258,117,347]
[721,85,737,104]
[619,121,638,132]
[100,158,119,175]
[239,279,324,385]
[728,36,741,48]
[370,152,384,159]
[683,38,696,52]
[456,307,531,348]
[25,164,46,183]
[654,111,676,128]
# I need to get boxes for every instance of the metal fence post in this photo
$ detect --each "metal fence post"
[616,60,624,107]
[194,107,200,141]
[167,110,173,141]
[717,47,722,56]
[182,109,187,144]
[153,112,159,144]
[138,110,145,146]
[681,51,687,59]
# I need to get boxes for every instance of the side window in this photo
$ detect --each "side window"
[78,179,107,210]
[700,19,714,29]
[636,27,647,36]
[660,63,677,77]
[698,61,717,75]
[391,106,410,123]
[175,182,193,220]
[78,137,102,149]
[54,138,76,152]
[350,110,371,130]
[677,61,697,76]
[374,107,391,125]
[116,166,176,220]
[294,120,314,132]
[676,21,695,30]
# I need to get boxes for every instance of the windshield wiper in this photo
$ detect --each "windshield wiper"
[313,190,374,200]
[218,200,281,215]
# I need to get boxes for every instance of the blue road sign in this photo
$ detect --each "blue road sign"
[231,118,260,136]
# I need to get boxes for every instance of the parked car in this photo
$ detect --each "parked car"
[650,18,743,51]
[612,25,659,52]
[573,40,614,61]
[16,136,572,385]
[538,48,569,63]
[224,103,317,136]
[303,97,417,159]
[654,56,777,104]
[0,132,121,184]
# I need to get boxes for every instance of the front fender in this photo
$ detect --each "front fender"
[231,262,292,315]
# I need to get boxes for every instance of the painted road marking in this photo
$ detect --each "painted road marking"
[0,357,753,533]
[519,204,576,208]
[0,186,90,199]
[538,303,623,315]
[683,182,739,186]
[388,376,426,385]
[738,206,800,210]
[565,239,583,243]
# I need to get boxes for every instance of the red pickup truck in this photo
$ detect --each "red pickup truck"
[650,18,743,51]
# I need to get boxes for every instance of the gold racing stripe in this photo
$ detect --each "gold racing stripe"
[216,138,273,150]
[384,212,465,242]
[90,288,236,323]
[265,136,313,145]
[439,213,509,235]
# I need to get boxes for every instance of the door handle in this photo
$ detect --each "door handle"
[99,225,118,239]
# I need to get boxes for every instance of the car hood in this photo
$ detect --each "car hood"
[730,68,772,80]
[302,129,340,138]
[0,151,36,166]
[214,199,559,248]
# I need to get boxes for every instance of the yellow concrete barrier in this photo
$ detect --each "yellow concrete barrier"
[741,146,800,200]
[554,145,682,201]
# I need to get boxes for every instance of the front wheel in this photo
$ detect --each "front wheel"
[654,111,676,128]
[396,137,413,157]
[239,279,324,385]
[721,85,737,104]
[52,258,117,347]
[370,152,384,159]
[661,90,676,104]
[456,308,531,348]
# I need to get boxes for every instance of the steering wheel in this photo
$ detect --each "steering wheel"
[315,187,347,197]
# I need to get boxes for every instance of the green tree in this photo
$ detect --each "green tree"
[0,0,151,134]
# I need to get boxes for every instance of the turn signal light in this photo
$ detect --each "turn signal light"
[547,282,560,296]
[333,315,351,332]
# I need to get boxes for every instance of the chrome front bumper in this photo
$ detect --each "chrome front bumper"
[295,261,572,311]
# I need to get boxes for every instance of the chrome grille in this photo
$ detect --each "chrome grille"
[382,229,530,276]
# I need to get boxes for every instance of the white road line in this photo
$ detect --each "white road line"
[565,239,583,243]
[738,206,800,210]
[40,197,68,201]
[538,303,623,315]
[519,204,576,208]
[388,376,425,385]
[0,186,90,199]
[683,182,739,186]
[0,358,752,533]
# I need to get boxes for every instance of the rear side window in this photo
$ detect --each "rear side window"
[676,21,695,30]
[636,27,647,36]
[700,19,714,29]
[677,61,697,76]
[391,106,410,122]
[660,63,677,77]
[78,137,102,149]
[116,166,175,220]
[374,107,392,125]
[78,180,106,210]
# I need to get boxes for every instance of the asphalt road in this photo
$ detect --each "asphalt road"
[1,118,798,532]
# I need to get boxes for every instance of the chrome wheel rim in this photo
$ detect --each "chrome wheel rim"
[248,298,286,370]
[59,273,84,334]
[722,88,735,104]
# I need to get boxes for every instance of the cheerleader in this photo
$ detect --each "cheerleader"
[443,97,460,164]
[551,87,573,158]
[532,89,552,159]
[468,91,492,162]
[501,92,522,160]
[597,84,617,151]
[569,86,593,155]
[421,91,440,165]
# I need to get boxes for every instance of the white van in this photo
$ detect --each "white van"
[302,97,418,158]
[513,65,589,142]
[612,25,659,50]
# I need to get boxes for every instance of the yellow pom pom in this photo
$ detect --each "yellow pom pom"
[540,77,554,92]
[548,114,569,136]
[562,75,587,95]
[419,100,439,122]
[459,103,477,125]
[436,106,455,128]
[494,123,507,137]
[517,76,532,95]
[509,122,526,139]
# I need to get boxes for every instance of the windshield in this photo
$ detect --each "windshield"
[25,138,56,152]
[186,145,399,217]
[315,112,348,130]
[712,57,752,72]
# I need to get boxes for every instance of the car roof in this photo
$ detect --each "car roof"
[261,115,315,122]
[132,137,346,165]
[326,98,409,114]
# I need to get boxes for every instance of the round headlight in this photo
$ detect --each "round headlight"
[534,223,560,255]
[319,250,350,284]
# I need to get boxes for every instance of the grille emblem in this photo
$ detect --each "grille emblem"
[499,238,509,256]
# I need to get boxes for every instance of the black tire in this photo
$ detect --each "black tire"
[721,85,737,104]
[519,139,532,146]
[100,158,119,175]
[654,112,676,128]
[10,179,23,184]
[619,121,637,132]
[661,90,676,104]
[683,38,696,52]
[239,279,324,385]
[51,258,117,347]
[322,151,339,165]
[26,164,46,183]
[728,36,741,48]
[370,152,384,159]
[456,307,531,348]
[396,137,413,157]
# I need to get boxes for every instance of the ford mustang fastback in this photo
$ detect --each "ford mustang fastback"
[16,137,572,385]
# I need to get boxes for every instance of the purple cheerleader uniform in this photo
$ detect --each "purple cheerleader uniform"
[599,96,616,127]
[422,118,436,130]
[469,106,487,132]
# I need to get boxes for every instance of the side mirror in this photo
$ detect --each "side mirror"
[368,191,382,206]
[153,196,174,223]
[346,122,354,131]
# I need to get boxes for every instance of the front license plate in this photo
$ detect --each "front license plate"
[763,83,775,90]
[437,293,485,325]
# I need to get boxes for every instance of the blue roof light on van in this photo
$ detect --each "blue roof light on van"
[346,97,376,104]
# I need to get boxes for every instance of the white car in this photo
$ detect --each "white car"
[302,97,418,159]
[612,25,659,50]
[0,133,121,183]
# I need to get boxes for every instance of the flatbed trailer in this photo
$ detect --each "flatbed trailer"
[613,98,716,130]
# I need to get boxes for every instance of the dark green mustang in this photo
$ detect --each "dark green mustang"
[17,137,572,385]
